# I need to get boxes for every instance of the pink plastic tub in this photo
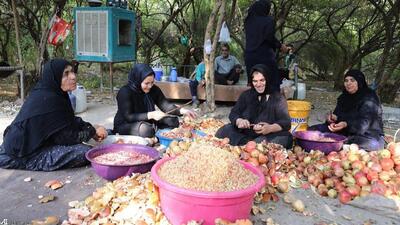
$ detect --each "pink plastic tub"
[151,157,265,225]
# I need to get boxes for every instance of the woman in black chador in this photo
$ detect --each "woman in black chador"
[113,64,196,137]
[0,59,107,171]
[216,64,292,148]
[310,69,384,151]
[244,0,287,90]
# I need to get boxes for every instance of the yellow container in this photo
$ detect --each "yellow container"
[287,100,311,132]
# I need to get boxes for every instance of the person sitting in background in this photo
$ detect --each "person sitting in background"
[113,64,196,138]
[0,59,108,171]
[214,44,242,85]
[309,69,384,151]
[188,60,205,108]
[216,64,292,148]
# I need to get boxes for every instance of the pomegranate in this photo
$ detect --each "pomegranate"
[245,141,256,153]
[338,190,352,204]
[366,171,379,181]
[351,160,364,171]
[369,162,382,173]
[346,185,361,197]
[380,158,394,171]
[371,180,387,195]
[334,167,345,177]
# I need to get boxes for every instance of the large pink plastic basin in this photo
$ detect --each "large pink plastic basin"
[151,157,265,225]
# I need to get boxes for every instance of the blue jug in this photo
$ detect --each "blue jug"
[169,67,177,82]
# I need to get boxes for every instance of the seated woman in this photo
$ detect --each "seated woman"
[309,69,384,151]
[216,64,293,148]
[0,59,107,171]
[113,64,196,137]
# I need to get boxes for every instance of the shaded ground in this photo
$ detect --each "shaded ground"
[0,81,399,224]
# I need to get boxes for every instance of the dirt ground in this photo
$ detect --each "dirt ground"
[0,85,399,224]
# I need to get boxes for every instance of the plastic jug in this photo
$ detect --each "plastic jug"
[153,67,163,81]
[296,83,306,100]
[68,92,76,112]
[72,84,88,113]
[169,67,177,82]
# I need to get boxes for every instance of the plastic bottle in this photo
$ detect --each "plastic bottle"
[68,91,76,112]
[169,67,177,82]
[297,83,306,100]
[204,39,212,54]
[72,85,88,113]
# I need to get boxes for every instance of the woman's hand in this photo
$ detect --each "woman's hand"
[94,125,107,142]
[328,121,347,132]
[253,122,271,135]
[254,122,282,135]
[148,110,167,121]
[326,112,337,124]
[236,118,250,129]
[180,108,197,119]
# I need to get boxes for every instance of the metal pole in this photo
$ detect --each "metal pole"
[109,62,113,99]
[293,63,299,100]
[100,63,104,92]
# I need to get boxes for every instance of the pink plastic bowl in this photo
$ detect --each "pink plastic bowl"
[151,157,265,225]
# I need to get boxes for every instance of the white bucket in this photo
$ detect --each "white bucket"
[72,85,87,113]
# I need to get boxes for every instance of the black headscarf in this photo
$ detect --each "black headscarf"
[249,64,273,96]
[3,59,75,158]
[127,64,156,111]
[337,69,377,112]
[244,0,274,52]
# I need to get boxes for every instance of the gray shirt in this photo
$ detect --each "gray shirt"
[214,55,240,74]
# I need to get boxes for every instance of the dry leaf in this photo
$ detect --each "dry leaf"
[31,216,59,225]
[39,195,55,203]
[45,180,63,190]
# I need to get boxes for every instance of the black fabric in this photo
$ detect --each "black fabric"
[244,0,281,89]
[189,80,199,97]
[309,69,384,151]
[333,69,384,140]
[0,144,91,171]
[216,124,292,148]
[128,64,156,112]
[337,69,371,113]
[49,117,96,145]
[114,64,181,135]
[215,67,241,85]
[217,73,291,147]
[114,117,179,137]
[2,59,76,158]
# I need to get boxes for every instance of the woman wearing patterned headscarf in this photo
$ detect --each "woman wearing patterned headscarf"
[216,64,292,148]
[0,58,107,171]
[113,64,196,138]
[310,69,384,151]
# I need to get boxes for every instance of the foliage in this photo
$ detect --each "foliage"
[0,0,399,102]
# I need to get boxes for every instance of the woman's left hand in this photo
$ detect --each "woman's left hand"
[94,125,108,141]
[254,122,272,135]
[328,121,347,132]
[180,108,197,119]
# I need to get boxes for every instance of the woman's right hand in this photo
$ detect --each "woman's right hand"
[148,110,167,121]
[236,118,250,129]
[94,125,107,141]
[326,112,337,124]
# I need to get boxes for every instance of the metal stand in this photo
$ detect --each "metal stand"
[109,62,114,100]
[293,63,299,100]
[100,63,104,92]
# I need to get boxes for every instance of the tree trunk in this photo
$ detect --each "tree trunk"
[203,0,226,112]
[378,81,400,104]
[36,0,67,78]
